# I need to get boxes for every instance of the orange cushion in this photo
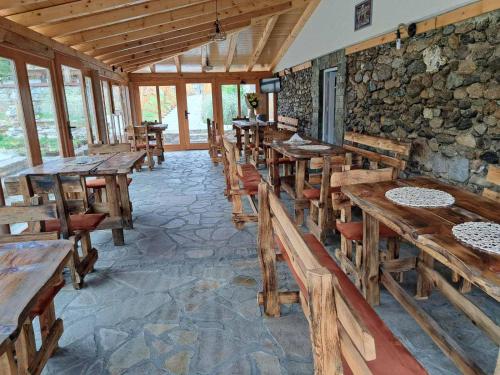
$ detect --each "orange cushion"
[86,177,132,189]
[44,213,106,233]
[303,187,341,200]
[336,221,398,241]
[275,234,427,375]
[30,279,65,317]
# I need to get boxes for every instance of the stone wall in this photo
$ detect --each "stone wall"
[277,68,313,135]
[345,11,499,190]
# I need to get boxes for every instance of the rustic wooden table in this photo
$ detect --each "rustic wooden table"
[268,138,346,224]
[19,152,146,245]
[342,176,500,374]
[0,240,73,375]
[232,120,272,162]
[146,124,167,162]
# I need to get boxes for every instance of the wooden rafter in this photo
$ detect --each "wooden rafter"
[270,0,320,71]
[174,56,181,72]
[100,20,249,63]
[247,15,279,71]
[0,1,47,8]
[54,0,266,45]
[33,0,204,38]
[7,0,147,27]
[225,32,239,72]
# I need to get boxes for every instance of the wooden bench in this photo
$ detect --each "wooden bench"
[257,182,427,374]
[207,118,222,165]
[126,126,156,170]
[304,154,351,242]
[222,137,260,228]
[2,174,104,288]
[0,240,72,375]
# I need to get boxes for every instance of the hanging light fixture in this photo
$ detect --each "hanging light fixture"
[209,0,226,42]
[202,45,214,72]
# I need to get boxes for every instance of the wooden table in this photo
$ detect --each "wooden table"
[232,120,273,162]
[146,124,167,162]
[268,138,346,224]
[19,152,146,246]
[0,240,73,375]
[342,177,500,374]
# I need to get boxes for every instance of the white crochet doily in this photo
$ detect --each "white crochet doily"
[296,145,331,151]
[452,222,500,254]
[385,187,455,208]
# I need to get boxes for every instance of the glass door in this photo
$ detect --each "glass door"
[61,65,90,154]
[185,83,212,145]
[159,85,180,145]
[221,84,238,135]
[322,68,337,144]
[84,76,99,144]
[112,85,125,142]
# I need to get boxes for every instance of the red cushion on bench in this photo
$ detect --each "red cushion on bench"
[44,213,106,233]
[86,177,132,189]
[336,221,398,241]
[30,279,65,318]
[275,234,427,375]
[303,187,341,200]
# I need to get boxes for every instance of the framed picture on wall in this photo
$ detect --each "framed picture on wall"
[354,0,372,31]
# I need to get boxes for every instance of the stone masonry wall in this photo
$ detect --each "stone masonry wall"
[345,11,499,191]
[277,68,313,135]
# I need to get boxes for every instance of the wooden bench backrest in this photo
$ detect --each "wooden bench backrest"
[88,143,131,155]
[343,132,411,174]
[277,115,299,133]
[483,165,500,202]
[308,155,350,186]
[222,138,240,189]
[127,126,150,151]
[258,181,376,373]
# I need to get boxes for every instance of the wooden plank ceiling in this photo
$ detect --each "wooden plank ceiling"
[0,0,319,73]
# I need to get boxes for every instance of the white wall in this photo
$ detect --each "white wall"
[275,0,476,71]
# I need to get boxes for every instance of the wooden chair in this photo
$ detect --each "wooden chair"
[331,168,402,290]
[127,126,155,170]
[304,154,351,242]
[222,137,260,228]
[257,182,427,375]
[207,118,222,165]
[4,174,106,288]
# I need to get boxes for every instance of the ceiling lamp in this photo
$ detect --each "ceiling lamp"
[209,0,226,42]
[202,46,214,72]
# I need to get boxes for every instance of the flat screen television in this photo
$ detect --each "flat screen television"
[260,77,281,94]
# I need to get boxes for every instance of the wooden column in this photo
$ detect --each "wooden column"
[90,70,108,143]
[363,211,380,306]
[294,160,307,225]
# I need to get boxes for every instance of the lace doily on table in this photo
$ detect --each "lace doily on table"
[385,187,455,208]
[452,222,500,254]
[296,145,331,151]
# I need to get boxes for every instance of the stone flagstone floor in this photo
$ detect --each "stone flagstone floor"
[42,150,498,375]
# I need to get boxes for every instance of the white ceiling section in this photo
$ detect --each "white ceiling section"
[275,0,477,71]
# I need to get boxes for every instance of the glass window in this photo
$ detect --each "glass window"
[221,84,238,134]
[139,86,159,123]
[102,81,115,143]
[159,85,179,145]
[26,64,60,162]
[112,85,124,142]
[240,84,256,118]
[185,83,212,144]
[0,57,28,176]
[61,65,89,154]
[84,76,98,143]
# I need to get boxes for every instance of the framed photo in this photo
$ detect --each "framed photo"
[355,0,372,31]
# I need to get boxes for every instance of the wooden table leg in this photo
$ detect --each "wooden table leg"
[294,160,306,225]
[117,174,133,229]
[271,148,280,196]
[416,251,434,299]
[0,340,16,375]
[105,175,124,246]
[235,127,242,152]
[243,129,250,163]
[156,130,165,162]
[363,211,380,306]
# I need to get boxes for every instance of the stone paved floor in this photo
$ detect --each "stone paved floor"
[42,151,498,375]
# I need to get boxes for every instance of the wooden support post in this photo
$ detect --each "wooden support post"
[0,341,16,375]
[105,175,124,245]
[416,251,434,299]
[363,211,380,306]
[294,160,306,225]
[257,182,280,317]
[117,174,132,228]
[15,318,36,374]
[90,69,108,143]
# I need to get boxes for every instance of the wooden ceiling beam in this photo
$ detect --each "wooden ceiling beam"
[72,0,297,52]
[247,15,279,72]
[0,1,47,7]
[270,0,320,71]
[7,0,147,27]
[174,56,181,72]
[225,32,239,72]
[34,0,206,38]
[101,20,249,63]
[54,0,255,44]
